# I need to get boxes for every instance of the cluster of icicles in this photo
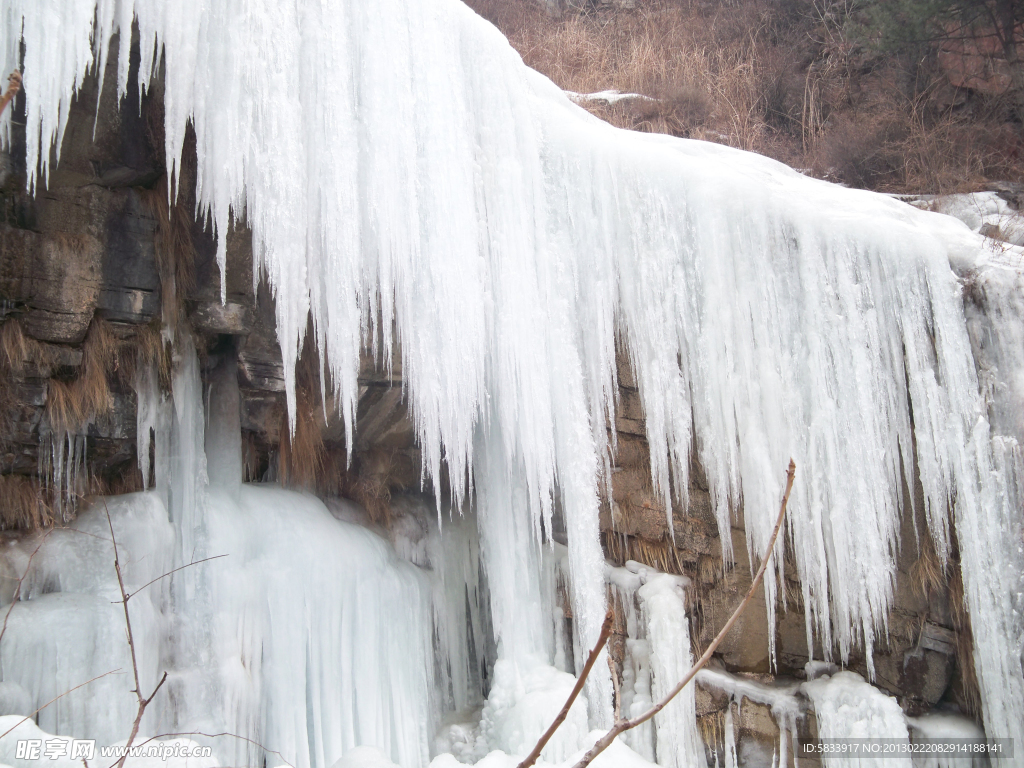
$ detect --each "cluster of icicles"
[0,0,1022,762]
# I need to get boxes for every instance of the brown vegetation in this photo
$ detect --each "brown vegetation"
[140,179,197,332]
[0,474,52,530]
[465,0,1023,193]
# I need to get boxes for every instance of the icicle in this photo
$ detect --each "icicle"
[637,573,702,768]
[135,358,163,491]
[724,702,738,768]
[204,353,242,490]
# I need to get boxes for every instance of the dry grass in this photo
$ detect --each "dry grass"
[481,0,794,149]
[120,319,173,392]
[277,386,326,488]
[0,474,53,531]
[106,464,145,496]
[603,529,687,575]
[697,710,726,755]
[76,317,116,418]
[466,0,1024,192]
[0,319,38,435]
[348,448,406,526]
[909,536,945,600]
[140,180,196,330]
[42,317,116,434]
[944,553,981,719]
[1,317,36,374]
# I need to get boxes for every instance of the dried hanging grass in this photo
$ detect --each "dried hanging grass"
[76,317,116,420]
[349,448,401,527]
[0,474,53,531]
[1,318,32,373]
[277,386,326,488]
[118,319,172,392]
[44,379,87,435]
[909,537,945,600]
[42,317,117,434]
[602,530,686,575]
[948,559,982,718]
[697,711,726,756]
[139,180,197,329]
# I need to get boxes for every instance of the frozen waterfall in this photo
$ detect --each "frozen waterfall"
[1,0,1022,764]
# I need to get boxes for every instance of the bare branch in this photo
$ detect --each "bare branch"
[0,670,122,741]
[569,459,796,768]
[516,609,615,768]
[116,554,228,604]
[101,498,168,768]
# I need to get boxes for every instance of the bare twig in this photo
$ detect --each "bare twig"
[99,496,226,767]
[516,609,615,768]
[100,499,174,768]
[0,670,122,740]
[116,554,228,603]
[569,459,796,768]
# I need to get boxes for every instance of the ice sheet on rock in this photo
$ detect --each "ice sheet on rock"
[134,357,171,498]
[802,672,912,768]
[388,495,495,715]
[0,493,173,747]
[607,561,701,766]
[204,355,243,490]
[566,90,654,106]
[696,667,804,767]
[0,716,97,768]
[907,713,987,768]
[964,260,1024,446]
[637,574,701,768]
[1,346,440,768]
[911,192,1024,246]
[0,484,438,768]
[0,682,30,716]
[476,658,589,764]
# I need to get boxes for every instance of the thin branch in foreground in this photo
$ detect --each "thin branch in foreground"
[99,496,226,768]
[568,459,796,768]
[115,554,228,604]
[516,609,615,768]
[103,499,155,768]
[0,670,122,741]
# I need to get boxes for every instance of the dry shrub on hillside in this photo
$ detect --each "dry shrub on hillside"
[466,0,1024,192]
[473,0,804,149]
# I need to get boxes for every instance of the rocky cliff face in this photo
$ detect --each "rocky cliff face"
[0,40,421,528]
[0,34,1007,765]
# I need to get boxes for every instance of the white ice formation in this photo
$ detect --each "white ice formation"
[1,0,1023,764]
